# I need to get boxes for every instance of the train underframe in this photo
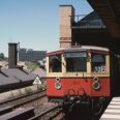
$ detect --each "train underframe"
[48,95,111,116]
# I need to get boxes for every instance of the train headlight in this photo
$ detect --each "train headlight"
[55,77,62,90]
[92,76,101,90]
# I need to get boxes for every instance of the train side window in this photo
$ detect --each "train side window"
[49,55,62,72]
[91,53,106,73]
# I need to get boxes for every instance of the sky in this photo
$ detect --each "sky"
[0,0,93,56]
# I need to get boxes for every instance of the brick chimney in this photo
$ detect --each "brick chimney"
[8,43,17,68]
[59,5,75,48]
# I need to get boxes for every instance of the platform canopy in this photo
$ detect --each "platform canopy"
[87,0,120,38]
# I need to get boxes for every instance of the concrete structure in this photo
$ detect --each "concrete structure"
[100,97,120,120]
[8,43,17,68]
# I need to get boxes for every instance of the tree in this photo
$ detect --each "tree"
[0,53,5,60]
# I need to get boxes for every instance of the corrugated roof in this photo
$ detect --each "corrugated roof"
[1,68,36,82]
[0,68,36,87]
[33,68,46,78]
[0,72,19,86]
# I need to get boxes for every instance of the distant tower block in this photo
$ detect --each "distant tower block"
[59,5,75,48]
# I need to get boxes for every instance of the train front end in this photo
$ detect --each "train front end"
[46,47,110,104]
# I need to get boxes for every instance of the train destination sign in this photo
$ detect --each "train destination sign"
[65,52,87,58]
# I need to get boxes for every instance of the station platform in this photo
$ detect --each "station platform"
[100,97,120,120]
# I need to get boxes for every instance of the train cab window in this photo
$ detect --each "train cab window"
[49,55,62,72]
[65,52,87,72]
[91,53,106,73]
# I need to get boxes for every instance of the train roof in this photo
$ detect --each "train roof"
[47,46,109,56]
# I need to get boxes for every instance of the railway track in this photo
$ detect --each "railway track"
[28,105,64,120]
[0,100,64,120]
[0,89,46,109]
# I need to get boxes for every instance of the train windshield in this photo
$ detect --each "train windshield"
[65,52,87,72]
[91,53,106,73]
[49,55,62,72]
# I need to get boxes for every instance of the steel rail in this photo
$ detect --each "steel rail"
[0,89,45,106]
[28,105,62,120]
[0,90,46,109]
[13,90,46,108]
[48,109,64,120]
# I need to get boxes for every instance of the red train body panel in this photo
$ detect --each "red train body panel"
[47,77,110,97]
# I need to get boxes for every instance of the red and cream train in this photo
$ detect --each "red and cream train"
[46,46,120,105]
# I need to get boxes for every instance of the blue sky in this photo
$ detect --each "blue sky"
[0,0,93,56]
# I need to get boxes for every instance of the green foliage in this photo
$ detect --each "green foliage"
[25,61,39,71]
[0,53,5,60]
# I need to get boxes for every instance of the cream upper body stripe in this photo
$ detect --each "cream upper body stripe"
[47,73,110,78]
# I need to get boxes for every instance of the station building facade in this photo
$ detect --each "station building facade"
[59,5,119,55]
